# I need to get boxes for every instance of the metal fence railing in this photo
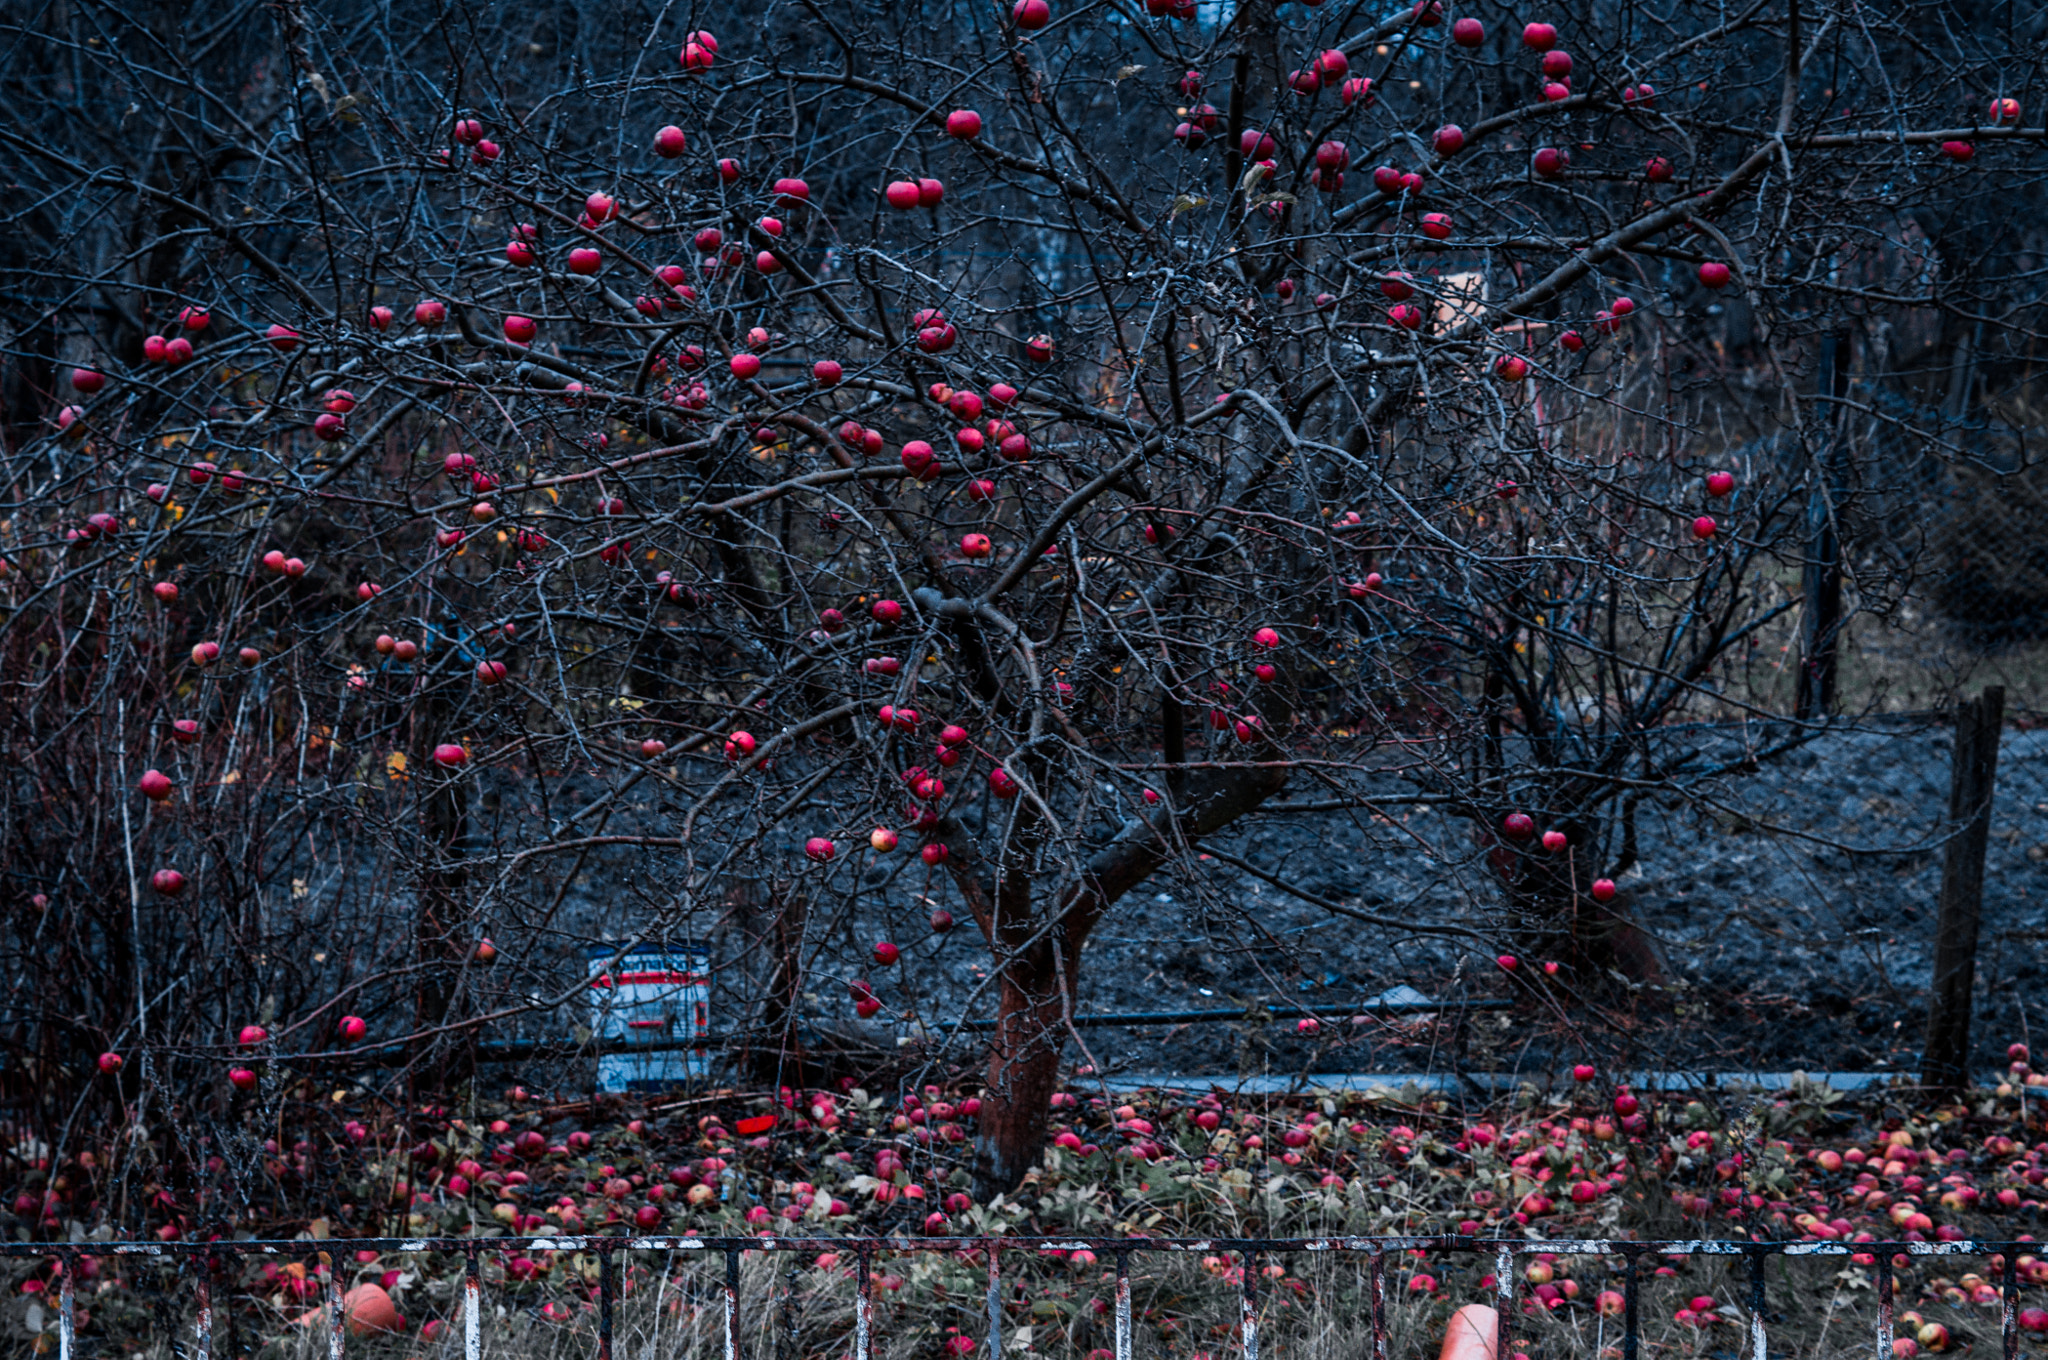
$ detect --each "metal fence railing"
[17,1233,2035,1360]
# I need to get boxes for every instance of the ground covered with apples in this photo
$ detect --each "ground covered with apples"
[14,1062,2048,1360]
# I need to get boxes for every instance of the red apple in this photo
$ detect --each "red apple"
[922,844,950,866]
[873,940,901,966]
[1541,829,1568,851]
[813,359,842,385]
[730,352,761,379]
[415,298,447,326]
[1496,354,1529,380]
[229,1067,257,1090]
[1532,146,1569,176]
[1013,0,1051,28]
[1497,954,1519,971]
[918,178,944,207]
[71,367,105,394]
[655,125,687,158]
[872,598,903,624]
[98,1052,123,1074]
[1573,1063,1596,1082]
[338,1016,367,1043]
[870,828,899,853]
[1521,21,1556,49]
[238,1024,268,1046]
[961,533,993,558]
[886,180,921,209]
[1452,16,1484,45]
[171,719,200,743]
[1645,156,1674,182]
[432,743,468,767]
[476,660,507,684]
[266,324,299,351]
[1434,124,1466,155]
[151,868,186,895]
[1502,811,1535,839]
[640,738,667,758]
[1698,261,1731,289]
[1706,471,1734,497]
[1692,515,1717,540]
[946,109,982,139]
[805,837,836,862]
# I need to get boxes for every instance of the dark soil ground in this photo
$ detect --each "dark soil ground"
[526,721,2048,1097]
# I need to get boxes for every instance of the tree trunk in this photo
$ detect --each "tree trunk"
[973,964,1072,1196]
[742,879,809,1086]
[956,758,1290,1199]
[1488,818,1665,985]
[1922,686,2005,1092]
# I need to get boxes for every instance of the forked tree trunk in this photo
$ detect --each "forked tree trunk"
[956,758,1290,1199]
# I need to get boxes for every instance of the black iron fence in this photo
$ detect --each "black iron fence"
[15,1234,2036,1360]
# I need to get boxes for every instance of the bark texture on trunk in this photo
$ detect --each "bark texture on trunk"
[1488,820,1665,986]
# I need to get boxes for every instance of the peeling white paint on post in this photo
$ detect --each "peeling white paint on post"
[1875,1255,1895,1360]
[1495,1244,1514,1360]
[194,1261,211,1360]
[723,1249,740,1360]
[58,1260,74,1360]
[328,1265,346,1360]
[1114,1253,1131,1360]
[856,1247,873,1360]
[984,1243,1000,1360]
[1369,1246,1387,1360]
[1240,1252,1258,1360]
[464,1248,482,1360]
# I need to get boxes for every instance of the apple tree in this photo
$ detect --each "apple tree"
[0,0,2043,1201]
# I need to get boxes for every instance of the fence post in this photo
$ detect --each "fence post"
[1922,685,2005,1092]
